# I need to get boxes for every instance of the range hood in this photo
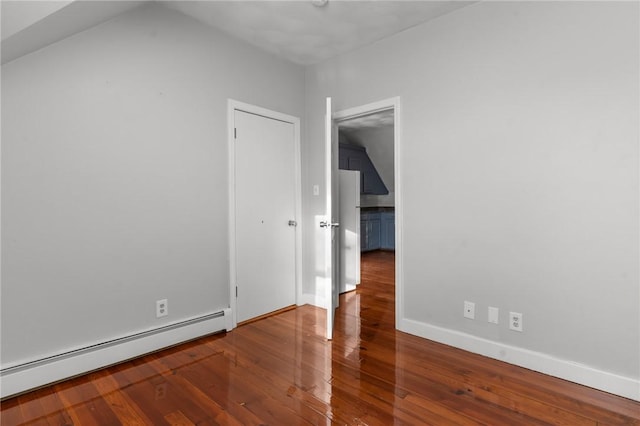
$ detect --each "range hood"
[338,143,388,195]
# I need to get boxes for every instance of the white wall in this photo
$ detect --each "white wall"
[1,3,304,367]
[304,1,639,397]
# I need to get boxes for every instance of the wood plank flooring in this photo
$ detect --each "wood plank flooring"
[2,250,639,425]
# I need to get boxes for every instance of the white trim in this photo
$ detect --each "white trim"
[1,312,228,399]
[227,99,303,329]
[325,97,334,339]
[333,97,403,328]
[393,100,403,328]
[333,98,398,122]
[298,294,325,308]
[293,113,303,309]
[227,103,237,328]
[400,318,640,402]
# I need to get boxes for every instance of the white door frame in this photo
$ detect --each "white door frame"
[227,99,302,329]
[333,96,403,328]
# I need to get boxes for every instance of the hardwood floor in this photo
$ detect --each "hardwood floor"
[2,250,639,425]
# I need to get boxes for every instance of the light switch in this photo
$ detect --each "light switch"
[488,307,499,324]
[313,185,320,196]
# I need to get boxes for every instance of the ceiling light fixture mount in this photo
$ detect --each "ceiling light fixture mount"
[311,0,328,7]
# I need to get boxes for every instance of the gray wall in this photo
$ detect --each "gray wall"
[1,4,304,366]
[303,1,639,379]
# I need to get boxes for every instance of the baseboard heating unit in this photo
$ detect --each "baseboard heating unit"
[0,308,232,399]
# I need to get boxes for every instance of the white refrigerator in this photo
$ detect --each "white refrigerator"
[339,169,361,293]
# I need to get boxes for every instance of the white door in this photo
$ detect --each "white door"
[235,109,296,323]
[323,97,340,340]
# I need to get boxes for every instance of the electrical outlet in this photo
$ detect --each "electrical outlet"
[488,306,499,324]
[463,301,475,319]
[509,311,523,332]
[156,299,168,318]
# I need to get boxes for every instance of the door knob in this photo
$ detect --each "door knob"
[320,221,340,228]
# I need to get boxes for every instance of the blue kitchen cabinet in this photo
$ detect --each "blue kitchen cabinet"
[361,210,395,252]
[380,212,395,250]
[360,212,381,252]
[360,218,368,251]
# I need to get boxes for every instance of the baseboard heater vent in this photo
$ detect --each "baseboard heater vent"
[1,309,230,399]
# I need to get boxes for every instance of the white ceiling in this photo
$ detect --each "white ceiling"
[339,109,394,131]
[1,1,146,64]
[161,1,476,65]
[1,0,73,40]
[1,0,475,66]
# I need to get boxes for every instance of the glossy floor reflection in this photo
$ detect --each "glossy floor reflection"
[2,251,640,425]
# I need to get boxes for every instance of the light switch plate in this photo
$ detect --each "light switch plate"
[488,306,499,324]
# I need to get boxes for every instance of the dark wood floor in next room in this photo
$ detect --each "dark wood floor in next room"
[2,250,639,425]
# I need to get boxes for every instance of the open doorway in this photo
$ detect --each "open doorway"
[333,97,401,328]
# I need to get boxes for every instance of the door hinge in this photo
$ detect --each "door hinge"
[236,286,238,297]
[234,128,237,139]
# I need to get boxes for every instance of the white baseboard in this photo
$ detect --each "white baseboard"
[298,293,326,309]
[400,318,640,402]
[1,311,230,399]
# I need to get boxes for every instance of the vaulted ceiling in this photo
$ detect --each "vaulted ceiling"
[1,0,475,65]
[159,1,475,65]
